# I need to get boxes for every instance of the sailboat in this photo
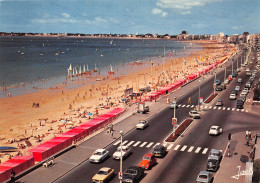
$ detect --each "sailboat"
[93,64,98,72]
[67,63,73,77]
[108,65,114,75]
[86,64,91,76]
[110,40,113,45]
[78,65,82,76]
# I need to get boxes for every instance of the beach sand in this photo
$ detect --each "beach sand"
[0,40,236,162]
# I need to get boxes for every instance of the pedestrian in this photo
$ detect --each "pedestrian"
[246,136,250,146]
[10,169,15,183]
[188,97,191,104]
[248,131,252,140]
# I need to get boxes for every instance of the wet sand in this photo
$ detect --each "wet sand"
[0,40,236,162]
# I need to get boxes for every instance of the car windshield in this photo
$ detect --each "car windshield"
[139,121,145,124]
[97,170,108,175]
[94,152,102,155]
[154,146,161,151]
[125,169,137,175]
[143,156,151,160]
[211,127,217,130]
[192,111,198,114]
[199,175,208,179]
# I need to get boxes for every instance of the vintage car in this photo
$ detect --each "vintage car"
[153,144,167,158]
[92,167,114,183]
[122,166,144,183]
[136,120,148,130]
[138,153,157,170]
[196,171,213,183]
[89,149,109,163]
[113,146,131,160]
[209,126,223,136]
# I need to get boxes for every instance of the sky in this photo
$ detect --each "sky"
[0,0,259,35]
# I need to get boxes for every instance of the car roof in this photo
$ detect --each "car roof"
[210,149,220,153]
[199,171,210,176]
[96,149,106,152]
[211,125,219,128]
[154,144,164,148]
[100,167,112,171]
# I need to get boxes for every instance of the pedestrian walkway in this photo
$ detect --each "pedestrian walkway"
[214,132,255,183]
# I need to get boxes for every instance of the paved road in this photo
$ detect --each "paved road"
[19,47,260,183]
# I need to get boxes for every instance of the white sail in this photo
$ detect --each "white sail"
[87,64,89,71]
[72,67,75,76]
[79,66,82,74]
[69,63,72,71]
[95,63,97,70]
[110,65,113,72]
[75,67,78,75]
[83,65,86,73]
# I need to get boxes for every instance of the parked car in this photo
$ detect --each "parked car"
[189,110,200,119]
[196,171,213,183]
[215,85,222,91]
[136,120,148,130]
[92,167,114,183]
[236,100,244,109]
[237,78,242,83]
[209,149,222,161]
[206,157,220,172]
[113,146,131,160]
[215,79,221,85]
[224,79,230,84]
[153,144,167,158]
[215,99,223,106]
[245,82,251,88]
[235,86,240,91]
[89,149,109,163]
[229,93,236,100]
[122,166,144,183]
[209,125,223,135]
[231,90,238,95]
[138,153,157,170]
[169,101,178,109]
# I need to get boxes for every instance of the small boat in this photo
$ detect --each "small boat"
[20,52,24,55]
[0,146,18,152]
[108,65,114,75]
[40,53,43,56]
[55,52,59,56]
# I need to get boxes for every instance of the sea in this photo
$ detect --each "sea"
[0,36,201,98]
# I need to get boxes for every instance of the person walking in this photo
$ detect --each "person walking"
[188,97,191,104]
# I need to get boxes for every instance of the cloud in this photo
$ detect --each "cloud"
[85,17,119,25]
[62,13,70,18]
[156,0,222,15]
[152,8,168,17]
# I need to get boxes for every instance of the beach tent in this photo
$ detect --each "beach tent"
[48,137,72,148]
[0,166,12,182]
[28,146,54,162]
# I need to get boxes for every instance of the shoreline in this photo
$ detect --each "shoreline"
[0,40,236,163]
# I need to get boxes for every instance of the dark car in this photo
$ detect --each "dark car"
[231,90,237,95]
[153,145,167,158]
[215,79,221,85]
[122,166,144,183]
[232,72,238,78]
[206,158,220,172]
[236,100,244,109]
[215,85,222,91]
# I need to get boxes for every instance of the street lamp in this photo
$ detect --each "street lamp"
[119,130,124,183]
[198,80,201,111]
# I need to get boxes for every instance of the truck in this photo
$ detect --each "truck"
[137,102,150,114]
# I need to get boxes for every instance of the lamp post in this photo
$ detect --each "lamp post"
[119,130,124,183]
[198,80,201,110]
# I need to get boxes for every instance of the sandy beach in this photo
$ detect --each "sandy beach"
[0,40,236,163]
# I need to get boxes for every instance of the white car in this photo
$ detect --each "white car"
[235,86,240,91]
[237,78,242,83]
[229,93,236,100]
[113,146,131,160]
[89,149,109,163]
[189,110,200,119]
[136,120,148,130]
[209,126,223,135]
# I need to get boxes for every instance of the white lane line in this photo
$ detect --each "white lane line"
[232,108,235,111]
[188,146,194,152]
[140,142,147,147]
[178,105,182,107]
[182,105,186,107]
[191,105,194,108]
[227,107,230,110]
[204,106,208,109]
[218,107,221,110]
[127,141,135,146]
[122,140,128,146]
[146,142,154,148]
[174,145,180,151]
[241,109,244,112]
[213,106,217,109]
[209,106,212,109]
[246,110,248,112]
[223,107,226,110]
[167,144,174,150]
[133,141,141,147]
[153,143,160,148]
[195,147,201,153]
[186,105,190,107]
[180,145,187,151]
[202,148,208,154]
[237,109,240,111]
[113,141,121,146]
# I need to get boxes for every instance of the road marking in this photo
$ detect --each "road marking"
[232,108,235,111]
[209,106,212,109]
[227,107,230,110]
[133,141,141,147]
[186,105,190,107]
[188,146,194,152]
[204,106,208,109]
[202,148,208,154]
[178,105,182,107]
[237,109,240,111]
[180,145,187,151]
[146,142,154,148]
[167,144,174,150]
[213,106,216,109]
[140,142,147,147]
[241,109,244,112]
[153,143,160,148]
[223,107,226,110]
[195,147,201,153]
[174,145,180,151]
[122,140,128,146]
[113,141,121,146]
[218,107,221,110]
[127,141,135,146]
[191,105,194,108]
[182,105,186,107]
[246,110,248,112]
